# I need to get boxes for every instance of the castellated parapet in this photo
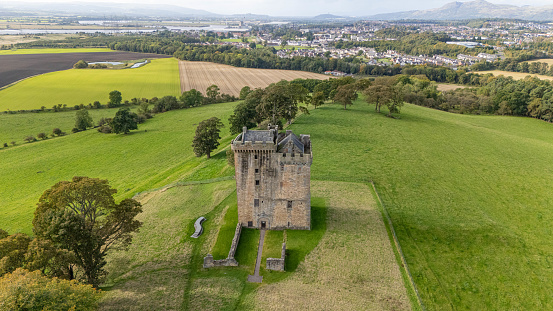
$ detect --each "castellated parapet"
[232,125,312,230]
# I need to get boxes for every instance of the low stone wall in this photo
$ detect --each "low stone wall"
[266,242,286,271]
[203,223,242,268]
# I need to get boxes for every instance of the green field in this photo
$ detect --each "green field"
[0,101,237,235]
[0,107,137,144]
[0,48,113,55]
[288,101,553,310]
[0,58,180,111]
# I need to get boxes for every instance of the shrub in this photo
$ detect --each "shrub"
[24,136,36,143]
[93,101,102,109]
[37,133,47,140]
[52,128,62,136]
[98,125,112,134]
[73,60,88,69]
[3,143,7,148]
[10,141,15,146]
[72,128,80,133]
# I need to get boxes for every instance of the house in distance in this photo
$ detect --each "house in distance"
[231,125,312,230]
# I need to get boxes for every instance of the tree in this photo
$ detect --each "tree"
[37,132,47,140]
[206,84,220,101]
[180,89,204,108]
[33,176,142,287]
[73,60,88,69]
[0,269,101,310]
[385,84,406,117]
[111,107,138,134]
[249,42,257,49]
[108,90,122,108]
[364,83,392,113]
[333,84,358,109]
[311,91,325,109]
[75,109,93,131]
[52,128,63,137]
[239,86,251,100]
[0,232,32,276]
[192,117,224,159]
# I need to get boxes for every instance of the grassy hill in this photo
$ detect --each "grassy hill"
[0,57,180,111]
[0,102,237,235]
[289,101,553,310]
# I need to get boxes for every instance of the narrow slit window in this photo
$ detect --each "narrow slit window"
[248,221,253,227]
[255,180,260,186]
[287,201,292,209]
[254,199,259,207]
[255,168,259,173]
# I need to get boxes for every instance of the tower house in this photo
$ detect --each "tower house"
[231,125,312,230]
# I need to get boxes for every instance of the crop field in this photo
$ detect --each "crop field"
[290,101,553,310]
[0,50,169,90]
[179,60,328,96]
[479,70,553,81]
[527,58,553,65]
[0,101,237,234]
[0,57,179,111]
[0,34,72,46]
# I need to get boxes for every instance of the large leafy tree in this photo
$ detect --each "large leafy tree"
[333,84,358,110]
[364,83,392,113]
[32,176,142,287]
[75,109,94,131]
[108,90,122,108]
[180,89,204,108]
[229,88,264,134]
[111,107,138,134]
[192,117,224,159]
[0,232,31,277]
[257,82,308,125]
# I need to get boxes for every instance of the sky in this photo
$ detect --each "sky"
[10,0,553,16]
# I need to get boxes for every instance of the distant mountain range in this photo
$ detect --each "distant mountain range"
[0,2,218,18]
[367,0,553,21]
[2,0,553,21]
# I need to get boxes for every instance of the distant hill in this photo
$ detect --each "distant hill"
[312,14,344,20]
[0,1,219,17]
[367,0,553,21]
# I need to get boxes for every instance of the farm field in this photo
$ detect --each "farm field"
[479,70,553,81]
[0,48,114,55]
[179,60,328,96]
[0,101,237,234]
[0,50,169,90]
[0,57,179,111]
[289,101,553,310]
[527,58,553,65]
[0,34,72,46]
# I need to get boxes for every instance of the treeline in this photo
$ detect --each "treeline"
[471,50,553,75]
[109,38,404,75]
[333,32,495,57]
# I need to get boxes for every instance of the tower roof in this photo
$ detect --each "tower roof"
[278,132,304,154]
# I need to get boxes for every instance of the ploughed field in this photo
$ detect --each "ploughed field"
[179,60,328,96]
[0,51,170,89]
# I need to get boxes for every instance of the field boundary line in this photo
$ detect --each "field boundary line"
[370,181,426,311]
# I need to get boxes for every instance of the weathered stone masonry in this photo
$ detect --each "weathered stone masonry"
[232,125,312,230]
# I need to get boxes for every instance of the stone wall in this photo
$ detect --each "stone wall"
[203,223,241,268]
[266,242,286,271]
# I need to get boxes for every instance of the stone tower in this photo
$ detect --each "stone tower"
[231,125,312,230]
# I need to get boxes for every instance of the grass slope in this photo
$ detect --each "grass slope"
[0,107,136,144]
[0,101,237,235]
[0,48,113,55]
[0,58,180,111]
[289,101,553,310]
